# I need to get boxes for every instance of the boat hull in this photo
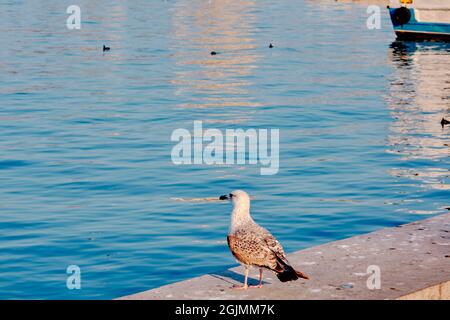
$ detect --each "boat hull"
[394,30,450,41]
[388,3,450,41]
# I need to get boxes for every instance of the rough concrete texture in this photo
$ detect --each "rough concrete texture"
[397,281,450,300]
[118,213,450,300]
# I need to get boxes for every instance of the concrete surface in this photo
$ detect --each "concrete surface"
[118,213,450,300]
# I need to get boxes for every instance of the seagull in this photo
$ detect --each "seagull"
[219,190,309,289]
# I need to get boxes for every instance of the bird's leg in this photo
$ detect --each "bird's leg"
[259,268,263,287]
[249,268,263,288]
[232,267,249,290]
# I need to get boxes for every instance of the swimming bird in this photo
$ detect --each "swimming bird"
[103,45,111,52]
[269,43,274,48]
[219,190,309,289]
[210,51,217,55]
[441,118,450,127]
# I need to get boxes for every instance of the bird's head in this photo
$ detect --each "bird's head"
[219,190,250,209]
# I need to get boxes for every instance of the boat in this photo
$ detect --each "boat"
[388,0,450,41]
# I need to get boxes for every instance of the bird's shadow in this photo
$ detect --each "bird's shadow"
[209,269,269,287]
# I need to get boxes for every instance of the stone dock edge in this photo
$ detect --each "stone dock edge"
[118,213,450,300]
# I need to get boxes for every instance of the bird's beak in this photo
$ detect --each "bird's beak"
[219,194,229,200]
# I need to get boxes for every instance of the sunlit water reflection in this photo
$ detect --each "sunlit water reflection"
[387,41,450,192]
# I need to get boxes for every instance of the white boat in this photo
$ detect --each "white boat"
[388,0,450,41]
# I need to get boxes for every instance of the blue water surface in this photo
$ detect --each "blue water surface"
[0,0,449,299]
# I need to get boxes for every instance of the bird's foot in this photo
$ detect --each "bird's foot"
[231,284,248,290]
[249,284,263,289]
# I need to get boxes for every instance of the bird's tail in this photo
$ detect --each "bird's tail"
[276,265,310,282]
[295,269,310,280]
[275,257,310,282]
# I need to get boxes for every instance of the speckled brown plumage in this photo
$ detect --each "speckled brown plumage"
[224,190,309,286]
[228,223,309,281]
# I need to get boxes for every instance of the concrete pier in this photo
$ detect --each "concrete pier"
[118,213,450,300]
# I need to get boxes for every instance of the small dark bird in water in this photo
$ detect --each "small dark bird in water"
[269,43,274,48]
[103,45,110,52]
[441,118,450,127]
[210,51,217,55]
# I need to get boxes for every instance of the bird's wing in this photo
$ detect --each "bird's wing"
[229,225,310,281]
[260,228,290,264]
[260,227,310,280]
[227,230,278,269]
